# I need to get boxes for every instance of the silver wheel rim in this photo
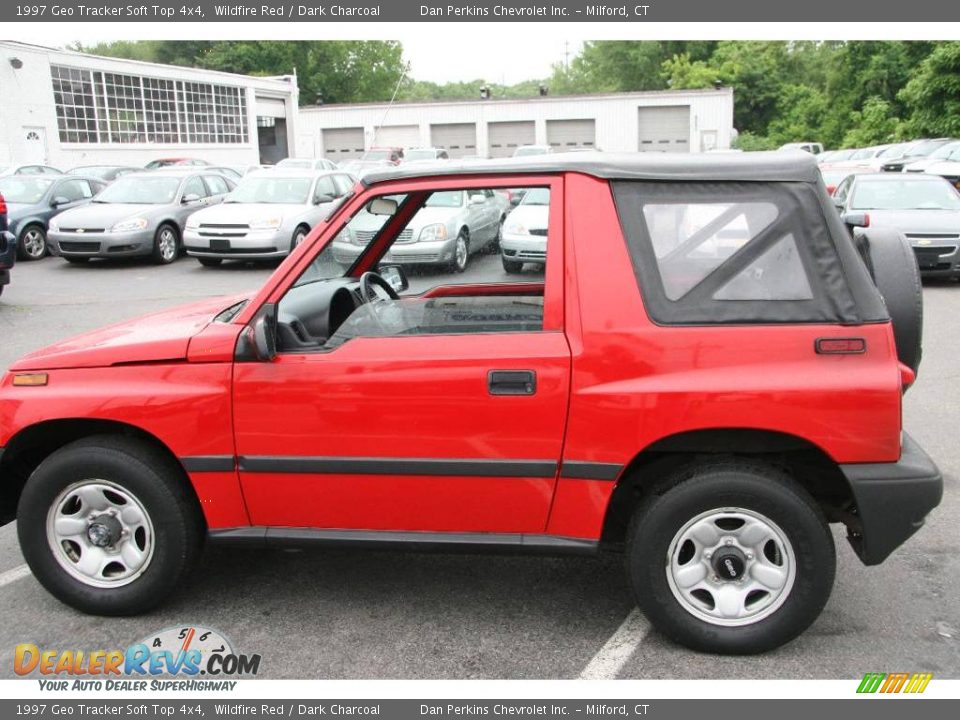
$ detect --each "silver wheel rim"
[456,237,468,269]
[45,480,155,588]
[666,507,796,627]
[23,228,45,258]
[158,229,177,262]
[294,229,306,248]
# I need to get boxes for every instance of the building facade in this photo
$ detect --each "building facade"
[0,41,299,169]
[296,87,735,160]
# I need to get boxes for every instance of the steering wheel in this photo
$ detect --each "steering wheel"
[359,271,400,304]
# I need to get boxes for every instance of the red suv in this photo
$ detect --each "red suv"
[0,153,941,654]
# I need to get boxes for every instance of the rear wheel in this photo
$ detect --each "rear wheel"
[626,460,835,654]
[198,257,223,267]
[151,224,179,265]
[17,436,203,615]
[18,224,48,261]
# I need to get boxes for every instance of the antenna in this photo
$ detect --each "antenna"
[369,64,408,155]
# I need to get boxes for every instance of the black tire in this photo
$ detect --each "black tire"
[626,460,835,654]
[502,256,523,274]
[17,224,48,261]
[486,217,505,254]
[17,435,204,616]
[64,257,89,265]
[150,224,180,265]
[198,257,223,267]
[858,228,923,374]
[450,231,469,273]
[291,225,309,253]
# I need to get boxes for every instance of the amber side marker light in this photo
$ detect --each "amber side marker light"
[12,373,49,387]
[816,338,866,355]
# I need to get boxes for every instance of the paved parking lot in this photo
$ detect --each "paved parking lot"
[0,254,957,679]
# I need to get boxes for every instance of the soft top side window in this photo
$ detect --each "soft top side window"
[612,180,858,325]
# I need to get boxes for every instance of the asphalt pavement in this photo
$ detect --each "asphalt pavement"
[0,253,956,679]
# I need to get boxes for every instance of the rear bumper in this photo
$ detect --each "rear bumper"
[841,433,943,565]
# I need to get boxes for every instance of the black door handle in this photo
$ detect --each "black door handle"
[488,370,537,396]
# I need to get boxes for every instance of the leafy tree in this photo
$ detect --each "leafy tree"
[840,97,905,147]
[899,42,960,137]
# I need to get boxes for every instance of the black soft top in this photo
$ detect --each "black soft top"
[361,150,821,186]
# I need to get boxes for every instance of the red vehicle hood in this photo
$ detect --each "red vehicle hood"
[9,295,247,371]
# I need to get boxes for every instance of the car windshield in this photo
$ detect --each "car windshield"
[851,179,960,210]
[851,148,875,160]
[226,177,312,204]
[521,188,550,205]
[405,150,438,161]
[425,191,464,208]
[95,176,180,204]
[929,142,960,160]
[877,144,908,158]
[907,140,949,158]
[363,150,393,161]
[0,177,54,203]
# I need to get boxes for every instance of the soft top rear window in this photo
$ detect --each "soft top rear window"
[612,181,860,325]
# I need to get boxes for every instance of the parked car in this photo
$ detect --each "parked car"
[276,158,338,172]
[0,175,107,260]
[0,164,61,177]
[500,186,549,273]
[0,190,13,297]
[779,141,824,155]
[403,148,450,163]
[66,166,139,183]
[144,158,209,169]
[47,169,235,265]
[0,153,941,657]
[332,188,508,272]
[832,172,960,277]
[184,170,357,266]
[203,166,243,181]
[819,168,858,195]
[880,138,954,172]
[924,159,960,191]
[513,145,552,157]
[902,140,960,173]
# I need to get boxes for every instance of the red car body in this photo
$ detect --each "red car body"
[0,156,942,649]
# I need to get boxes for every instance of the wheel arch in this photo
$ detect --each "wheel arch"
[0,418,201,526]
[599,428,854,547]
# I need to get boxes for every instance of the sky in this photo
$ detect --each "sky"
[402,38,583,84]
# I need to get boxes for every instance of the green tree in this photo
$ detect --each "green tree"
[840,97,905,147]
[899,42,960,137]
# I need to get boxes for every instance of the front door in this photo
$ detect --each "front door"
[232,178,569,534]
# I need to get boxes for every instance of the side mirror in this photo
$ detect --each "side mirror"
[314,194,334,205]
[250,305,278,361]
[469,194,486,205]
[378,264,409,293]
[841,211,870,229]
[182,193,201,204]
[51,196,70,207]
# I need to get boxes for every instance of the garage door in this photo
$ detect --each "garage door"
[373,124,420,149]
[547,119,596,150]
[488,121,535,158]
[323,127,365,160]
[256,96,287,119]
[638,106,690,152]
[430,123,477,158]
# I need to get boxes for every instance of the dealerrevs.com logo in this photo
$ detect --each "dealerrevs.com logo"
[14,626,261,691]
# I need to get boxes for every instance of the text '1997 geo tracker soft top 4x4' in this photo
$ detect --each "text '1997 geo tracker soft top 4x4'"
[0,151,942,654]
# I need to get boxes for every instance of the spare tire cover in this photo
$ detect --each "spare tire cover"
[857,228,923,374]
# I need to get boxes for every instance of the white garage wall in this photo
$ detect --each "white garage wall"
[299,88,734,159]
[0,41,298,169]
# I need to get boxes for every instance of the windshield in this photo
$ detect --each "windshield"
[851,148,875,160]
[908,140,949,158]
[929,142,960,160]
[95,176,180,204]
[877,144,908,158]
[405,150,437,161]
[227,177,312,204]
[425,191,464,208]
[0,177,54,203]
[363,150,393,161]
[851,179,960,210]
[520,188,550,206]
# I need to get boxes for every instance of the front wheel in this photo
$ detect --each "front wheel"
[17,436,203,615]
[502,256,523,274]
[450,232,469,273]
[18,224,48,261]
[291,225,309,253]
[151,224,179,265]
[626,460,835,654]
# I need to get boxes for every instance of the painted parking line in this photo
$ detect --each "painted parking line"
[578,608,651,680]
[0,564,32,589]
